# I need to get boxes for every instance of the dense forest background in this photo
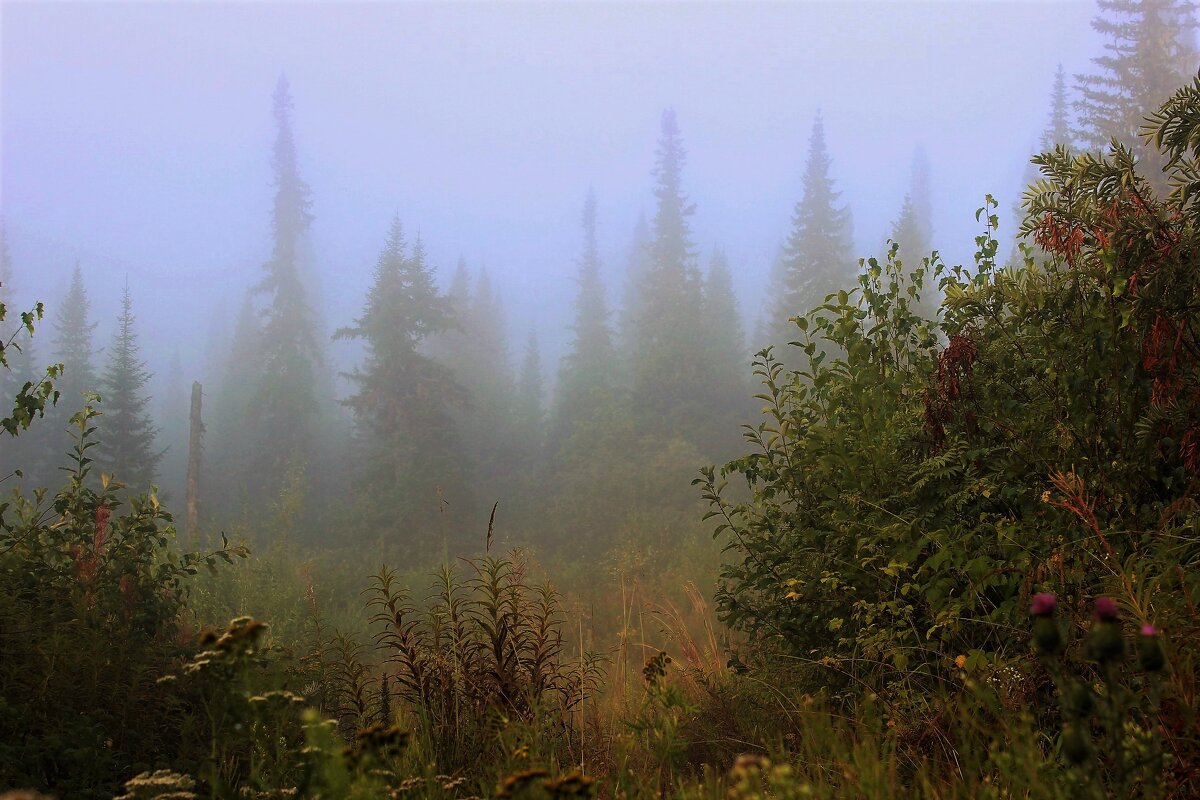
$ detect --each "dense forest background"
[2,1,1200,798]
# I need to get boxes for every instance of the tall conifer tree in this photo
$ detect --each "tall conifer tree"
[701,247,750,457]
[466,268,512,397]
[1013,66,1077,261]
[338,217,463,539]
[1043,64,1074,151]
[618,214,653,376]
[208,292,261,520]
[157,348,188,503]
[1076,0,1197,189]
[767,113,854,351]
[96,285,162,489]
[889,150,937,320]
[52,263,98,412]
[555,190,616,443]
[631,109,709,445]
[515,329,545,453]
[249,75,322,500]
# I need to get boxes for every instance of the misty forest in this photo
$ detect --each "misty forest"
[3,1,1200,798]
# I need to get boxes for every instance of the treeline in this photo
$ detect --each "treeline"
[1,0,1194,560]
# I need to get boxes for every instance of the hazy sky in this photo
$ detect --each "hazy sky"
[2,1,1103,397]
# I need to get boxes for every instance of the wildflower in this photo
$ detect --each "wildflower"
[1087,598,1124,664]
[1030,593,1057,617]
[1093,597,1119,622]
[1138,624,1165,673]
[1030,593,1063,655]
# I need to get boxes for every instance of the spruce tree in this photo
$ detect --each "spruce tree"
[630,109,709,445]
[554,190,616,444]
[889,150,936,320]
[424,257,470,370]
[618,214,652,376]
[338,217,463,540]
[754,247,788,349]
[1013,66,1076,261]
[459,266,515,522]
[96,285,162,489]
[447,257,471,325]
[157,348,188,504]
[207,292,261,521]
[465,268,512,397]
[767,113,854,351]
[701,247,750,458]
[1075,0,1197,189]
[249,75,322,500]
[1043,64,1074,151]
[514,329,545,454]
[52,263,98,412]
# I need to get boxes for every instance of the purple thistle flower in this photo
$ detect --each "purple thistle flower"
[1094,597,1119,622]
[1139,624,1165,672]
[1030,593,1057,617]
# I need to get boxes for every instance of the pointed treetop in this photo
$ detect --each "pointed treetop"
[1042,63,1073,150]
[766,112,854,348]
[448,256,470,302]
[651,108,696,276]
[561,187,614,402]
[97,283,162,488]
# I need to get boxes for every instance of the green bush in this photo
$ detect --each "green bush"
[702,76,1200,789]
[0,304,248,796]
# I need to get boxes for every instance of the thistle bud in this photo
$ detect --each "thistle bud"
[1087,598,1124,664]
[1138,624,1165,673]
[1030,594,1062,655]
[1034,616,1064,655]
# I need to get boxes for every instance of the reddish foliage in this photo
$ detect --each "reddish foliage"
[71,505,112,586]
[1182,427,1200,476]
[1033,212,1086,265]
[923,333,978,450]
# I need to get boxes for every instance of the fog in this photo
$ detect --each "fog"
[6,3,1200,795]
[4,1,1098,383]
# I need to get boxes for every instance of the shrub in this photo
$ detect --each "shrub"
[701,75,1200,787]
[0,304,248,796]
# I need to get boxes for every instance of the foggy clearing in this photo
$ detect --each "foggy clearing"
[2,2,1199,798]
